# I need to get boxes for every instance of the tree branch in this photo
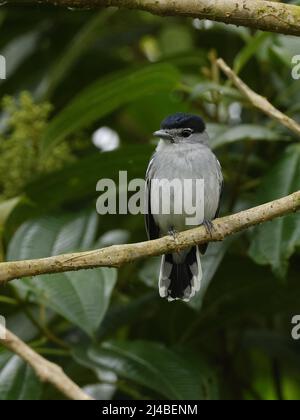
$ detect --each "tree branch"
[0,191,299,284]
[7,0,300,37]
[217,58,300,138]
[0,327,93,400]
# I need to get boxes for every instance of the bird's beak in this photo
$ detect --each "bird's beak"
[153,130,174,142]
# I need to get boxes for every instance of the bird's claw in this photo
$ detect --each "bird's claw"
[202,219,214,237]
[168,227,178,241]
[168,227,181,253]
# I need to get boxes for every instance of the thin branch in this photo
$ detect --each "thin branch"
[0,191,299,284]
[0,327,93,400]
[7,0,300,37]
[217,58,300,138]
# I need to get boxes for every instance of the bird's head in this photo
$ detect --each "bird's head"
[153,113,207,145]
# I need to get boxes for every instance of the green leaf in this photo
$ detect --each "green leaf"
[0,354,41,400]
[97,293,158,340]
[82,383,115,400]
[20,270,116,339]
[194,256,300,334]
[8,211,98,260]
[191,82,242,102]
[5,144,153,236]
[269,44,291,68]
[242,330,300,371]
[249,145,300,278]
[277,34,300,60]
[73,340,217,400]
[209,124,287,149]
[42,63,180,152]
[159,24,194,56]
[2,30,39,77]
[0,197,20,230]
[40,9,116,99]
[189,238,234,310]
[7,211,117,337]
[233,32,270,74]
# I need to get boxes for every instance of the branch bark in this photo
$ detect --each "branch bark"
[0,190,299,284]
[217,58,300,138]
[0,327,93,400]
[7,0,300,37]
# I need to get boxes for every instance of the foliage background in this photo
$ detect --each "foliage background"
[1,2,300,400]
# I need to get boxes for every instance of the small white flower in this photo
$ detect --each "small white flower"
[92,126,120,152]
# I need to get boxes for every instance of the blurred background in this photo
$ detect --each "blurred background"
[0,2,300,400]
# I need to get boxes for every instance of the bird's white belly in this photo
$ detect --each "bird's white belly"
[152,178,204,233]
[150,144,221,235]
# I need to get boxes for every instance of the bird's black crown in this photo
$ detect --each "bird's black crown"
[161,113,205,133]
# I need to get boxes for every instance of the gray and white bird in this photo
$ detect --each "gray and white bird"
[145,113,223,302]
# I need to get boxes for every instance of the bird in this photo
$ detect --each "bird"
[145,112,223,302]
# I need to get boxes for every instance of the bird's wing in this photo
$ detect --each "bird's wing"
[199,157,223,255]
[214,158,224,219]
[145,155,160,240]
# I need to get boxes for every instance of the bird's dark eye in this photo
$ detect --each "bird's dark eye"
[182,129,193,138]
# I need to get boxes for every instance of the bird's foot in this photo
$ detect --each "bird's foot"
[168,227,178,241]
[202,219,214,237]
[168,227,180,252]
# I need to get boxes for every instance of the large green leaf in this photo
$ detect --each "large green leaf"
[191,82,242,103]
[209,124,288,149]
[5,144,153,237]
[249,145,300,278]
[0,353,41,400]
[242,330,300,371]
[1,29,39,77]
[0,197,20,231]
[42,63,180,152]
[233,32,270,74]
[73,340,217,400]
[97,292,158,340]
[193,257,300,334]
[41,9,115,99]
[189,238,234,310]
[7,211,117,337]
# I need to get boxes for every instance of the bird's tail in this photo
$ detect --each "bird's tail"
[159,246,202,302]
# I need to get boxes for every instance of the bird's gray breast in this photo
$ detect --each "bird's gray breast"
[148,142,222,235]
